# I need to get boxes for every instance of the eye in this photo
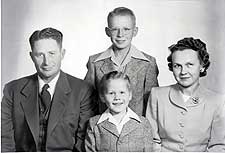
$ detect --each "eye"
[173,64,181,69]
[108,91,114,95]
[49,51,56,55]
[187,63,194,68]
[120,91,125,94]
[34,52,43,57]
[123,28,131,31]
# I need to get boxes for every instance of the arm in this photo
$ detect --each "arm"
[85,119,97,152]
[84,57,96,89]
[1,84,16,152]
[143,58,159,115]
[143,118,154,152]
[207,99,225,152]
[146,87,162,152]
[75,85,98,151]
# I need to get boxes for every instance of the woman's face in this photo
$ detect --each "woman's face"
[172,49,203,89]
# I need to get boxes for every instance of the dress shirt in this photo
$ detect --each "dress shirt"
[38,72,60,100]
[97,107,141,134]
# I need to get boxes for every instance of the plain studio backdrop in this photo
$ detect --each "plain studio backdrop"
[1,0,225,95]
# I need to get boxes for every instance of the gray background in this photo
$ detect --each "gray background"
[2,0,225,95]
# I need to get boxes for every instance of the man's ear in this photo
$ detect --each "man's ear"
[61,48,66,59]
[133,27,138,37]
[105,27,111,37]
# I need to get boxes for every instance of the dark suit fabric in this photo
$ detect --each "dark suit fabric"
[1,71,97,152]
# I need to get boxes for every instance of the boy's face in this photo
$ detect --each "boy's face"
[103,78,132,115]
[106,15,138,50]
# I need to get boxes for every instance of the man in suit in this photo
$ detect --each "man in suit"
[1,27,97,151]
[85,7,159,116]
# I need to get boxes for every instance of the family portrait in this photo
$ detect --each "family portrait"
[1,0,225,152]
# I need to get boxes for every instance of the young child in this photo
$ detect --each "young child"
[85,71,153,152]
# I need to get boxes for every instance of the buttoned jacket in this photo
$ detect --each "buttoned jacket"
[85,45,159,116]
[85,114,153,152]
[1,71,97,152]
[146,84,225,152]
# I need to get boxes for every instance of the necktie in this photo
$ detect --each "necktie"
[41,84,51,111]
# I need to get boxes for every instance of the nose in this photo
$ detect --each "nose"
[43,54,50,65]
[113,93,121,100]
[117,28,124,37]
[180,66,188,74]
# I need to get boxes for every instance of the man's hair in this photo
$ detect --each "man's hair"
[167,37,210,77]
[99,71,131,96]
[29,27,63,50]
[107,7,136,27]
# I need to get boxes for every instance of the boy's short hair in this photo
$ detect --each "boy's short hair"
[99,71,131,96]
[107,7,136,27]
[29,27,63,50]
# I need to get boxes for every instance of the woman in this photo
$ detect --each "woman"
[146,37,225,152]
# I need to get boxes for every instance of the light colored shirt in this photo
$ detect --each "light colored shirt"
[38,72,60,100]
[97,107,141,134]
[94,45,149,73]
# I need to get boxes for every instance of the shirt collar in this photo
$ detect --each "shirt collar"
[38,72,60,99]
[97,107,141,125]
[94,45,150,63]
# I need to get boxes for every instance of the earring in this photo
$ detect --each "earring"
[200,69,204,73]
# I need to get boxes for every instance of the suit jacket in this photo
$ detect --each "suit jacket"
[85,115,153,152]
[84,45,159,116]
[1,71,97,152]
[146,84,225,152]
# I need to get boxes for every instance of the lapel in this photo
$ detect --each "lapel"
[47,71,71,137]
[125,58,146,80]
[120,119,140,138]
[169,84,187,111]
[100,120,120,137]
[100,58,115,75]
[20,74,39,147]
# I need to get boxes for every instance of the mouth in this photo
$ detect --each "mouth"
[112,102,123,106]
[116,40,126,44]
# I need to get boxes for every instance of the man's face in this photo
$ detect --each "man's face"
[106,15,138,50]
[30,38,65,82]
[172,49,202,89]
[103,79,132,115]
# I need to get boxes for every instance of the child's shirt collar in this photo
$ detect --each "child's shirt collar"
[97,107,141,134]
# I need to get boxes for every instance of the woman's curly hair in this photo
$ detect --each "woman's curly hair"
[167,37,210,77]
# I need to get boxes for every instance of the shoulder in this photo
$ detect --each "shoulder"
[89,115,101,126]
[88,51,106,62]
[138,116,152,132]
[141,51,157,63]
[200,87,225,106]
[64,72,88,86]
[3,74,36,91]
[151,85,172,94]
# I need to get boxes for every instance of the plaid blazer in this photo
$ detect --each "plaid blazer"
[85,115,153,152]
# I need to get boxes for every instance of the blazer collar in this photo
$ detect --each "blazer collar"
[94,45,149,63]
[20,73,40,148]
[99,117,141,138]
[169,84,206,110]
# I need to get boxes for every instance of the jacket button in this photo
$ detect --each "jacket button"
[179,144,184,150]
[179,134,184,139]
[181,111,186,115]
[179,122,184,127]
